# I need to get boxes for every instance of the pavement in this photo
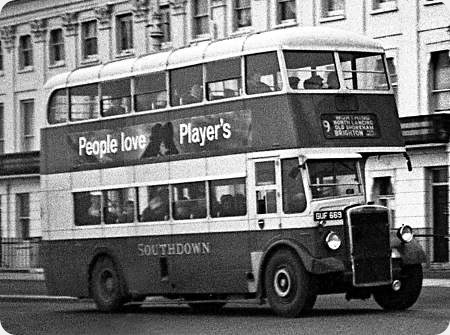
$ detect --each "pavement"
[0,267,449,302]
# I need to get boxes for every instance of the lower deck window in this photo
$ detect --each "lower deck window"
[210,178,246,217]
[73,177,246,225]
[138,185,170,222]
[74,191,102,226]
[172,182,206,220]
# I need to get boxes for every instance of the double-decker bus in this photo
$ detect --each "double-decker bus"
[41,26,426,317]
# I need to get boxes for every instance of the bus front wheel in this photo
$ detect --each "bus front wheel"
[264,249,312,317]
[91,256,128,312]
[373,264,423,311]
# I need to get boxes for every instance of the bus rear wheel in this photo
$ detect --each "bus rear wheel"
[264,249,312,317]
[91,257,128,312]
[373,264,423,311]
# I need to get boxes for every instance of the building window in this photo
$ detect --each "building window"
[321,0,344,17]
[0,103,3,154]
[49,29,65,65]
[160,4,171,43]
[193,0,209,38]
[82,20,98,59]
[16,193,30,240]
[20,99,34,151]
[431,51,450,113]
[0,41,3,71]
[373,0,397,11]
[277,0,296,24]
[117,14,133,53]
[235,0,251,29]
[372,176,395,226]
[18,35,33,69]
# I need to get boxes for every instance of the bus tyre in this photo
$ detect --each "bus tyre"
[374,264,423,311]
[91,257,128,312]
[265,249,312,317]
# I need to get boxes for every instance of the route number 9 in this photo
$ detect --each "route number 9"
[322,120,331,133]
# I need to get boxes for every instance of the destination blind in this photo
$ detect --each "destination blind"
[321,114,380,139]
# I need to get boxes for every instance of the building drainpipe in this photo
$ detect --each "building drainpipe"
[6,183,10,239]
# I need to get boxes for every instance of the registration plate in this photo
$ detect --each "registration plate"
[314,210,344,221]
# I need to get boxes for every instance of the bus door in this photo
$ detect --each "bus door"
[248,158,282,233]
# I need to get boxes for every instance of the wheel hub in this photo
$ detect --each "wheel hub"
[101,271,115,295]
[274,268,291,297]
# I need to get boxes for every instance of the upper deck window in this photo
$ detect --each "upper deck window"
[339,52,389,90]
[70,84,99,121]
[206,58,241,101]
[284,51,338,90]
[170,65,203,106]
[135,72,167,111]
[48,89,69,124]
[246,52,281,95]
[308,159,362,199]
[101,79,131,117]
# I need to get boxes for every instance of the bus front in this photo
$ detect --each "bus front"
[274,47,426,314]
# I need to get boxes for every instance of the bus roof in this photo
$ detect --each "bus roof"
[44,26,385,90]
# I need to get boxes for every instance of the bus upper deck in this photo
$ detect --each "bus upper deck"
[42,27,404,175]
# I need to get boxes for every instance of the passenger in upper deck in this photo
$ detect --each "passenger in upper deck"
[303,74,324,89]
[325,72,340,89]
[183,84,202,104]
[247,72,272,94]
[289,77,300,89]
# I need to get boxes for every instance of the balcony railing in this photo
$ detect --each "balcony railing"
[0,151,40,176]
[400,114,450,145]
[0,237,41,269]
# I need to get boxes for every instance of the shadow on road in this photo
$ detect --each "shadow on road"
[60,303,387,318]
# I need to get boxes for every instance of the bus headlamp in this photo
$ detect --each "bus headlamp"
[397,225,413,243]
[325,231,341,250]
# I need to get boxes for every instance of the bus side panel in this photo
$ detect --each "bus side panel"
[41,240,90,297]
[167,230,251,294]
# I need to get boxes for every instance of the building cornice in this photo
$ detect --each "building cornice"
[131,0,150,23]
[30,19,47,43]
[61,12,79,36]
[95,3,113,30]
[0,25,16,52]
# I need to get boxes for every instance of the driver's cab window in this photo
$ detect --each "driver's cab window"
[282,158,306,213]
[255,161,277,214]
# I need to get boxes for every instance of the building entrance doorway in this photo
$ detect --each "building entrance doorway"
[432,167,449,263]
